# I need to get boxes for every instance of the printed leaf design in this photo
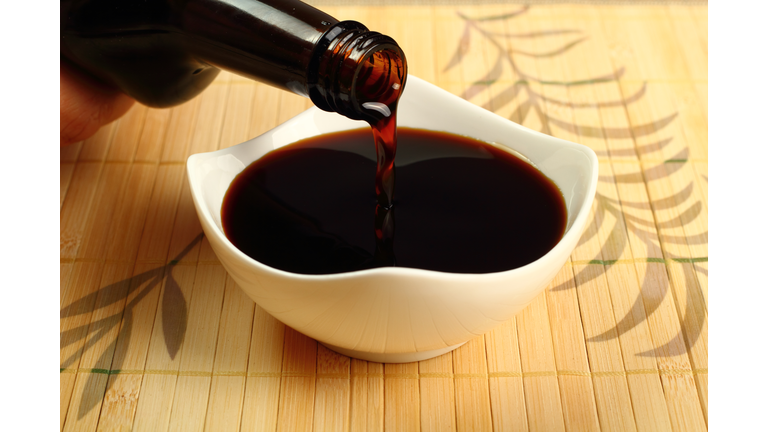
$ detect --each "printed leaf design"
[589,245,671,342]
[639,266,706,357]
[162,269,187,360]
[600,181,692,211]
[511,36,588,58]
[539,82,647,109]
[548,112,678,139]
[656,201,702,229]
[445,6,706,359]
[481,83,524,112]
[594,135,670,158]
[537,66,625,86]
[443,22,471,73]
[461,54,504,100]
[487,29,582,39]
[60,233,203,418]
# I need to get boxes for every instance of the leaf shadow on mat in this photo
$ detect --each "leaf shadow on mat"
[448,7,706,359]
[60,233,203,419]
[637,266,706,357]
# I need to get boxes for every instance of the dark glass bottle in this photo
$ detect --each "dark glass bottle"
[60,0,407,123]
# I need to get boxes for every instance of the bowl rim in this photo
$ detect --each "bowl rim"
[187,76,599,281]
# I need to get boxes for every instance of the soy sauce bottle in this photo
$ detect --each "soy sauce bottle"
[60,0,407,123]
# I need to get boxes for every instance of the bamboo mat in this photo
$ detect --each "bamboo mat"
[60,3,708,431]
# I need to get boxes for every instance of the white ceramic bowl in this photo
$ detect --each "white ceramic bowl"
[187,76,598,363]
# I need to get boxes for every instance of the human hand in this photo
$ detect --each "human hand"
[60,59,135,146]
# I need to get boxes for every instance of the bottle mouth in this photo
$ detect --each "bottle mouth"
[308,21,407,123]
[353,47,407,123]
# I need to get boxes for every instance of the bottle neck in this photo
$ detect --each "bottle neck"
[181,0,338,96]
[307,21,408,124]
[183,2,406,123]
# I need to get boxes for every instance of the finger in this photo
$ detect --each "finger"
[60,60,135,146]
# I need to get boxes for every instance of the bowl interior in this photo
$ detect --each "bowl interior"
[188,76,597,259]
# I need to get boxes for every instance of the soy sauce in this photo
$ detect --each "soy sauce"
[221,128,567,275]
[353,49,406,267]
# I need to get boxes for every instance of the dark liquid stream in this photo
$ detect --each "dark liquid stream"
[355,49,405,266]
[222,128,567,275]
[371,114,397,266]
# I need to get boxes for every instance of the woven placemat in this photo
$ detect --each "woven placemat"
[61,3,707,431]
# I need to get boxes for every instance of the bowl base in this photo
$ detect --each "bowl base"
[321,342,467,363]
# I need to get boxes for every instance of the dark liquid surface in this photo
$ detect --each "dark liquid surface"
[222,128,567,275]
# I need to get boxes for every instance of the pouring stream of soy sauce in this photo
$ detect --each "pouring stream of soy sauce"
[356,49,406,266]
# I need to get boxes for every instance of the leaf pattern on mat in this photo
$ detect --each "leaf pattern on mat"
[60,233,203,419]
[448,7,707,360]
[443,22,471,73]
[510,36,588,58]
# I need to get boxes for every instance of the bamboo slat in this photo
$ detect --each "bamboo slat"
[219,82,257,149]
[166,243,228,432]
[504,14,567,432]
[418,354,456,432]
[201,80,263,431]
[247,85,282,140]
[160,98,202,163]
[601,10,708,427]
[105,104,148,163]
[276,328,318,432]
[516,293,566,432]
[61,141,83,163]
[187,72,233,157]
[545,267,602,432]
[160,76,235,432]
[612,163,706,432]
[350,360,384,432]
[94,166,173,432]
[313,345,351,432]
[61,155,131,431]
[130,133,206,432]
[531,11,637,428]
[134,108,173,163]
[60,142,83,208]
[485,320,528,432]
[60,162,102,301]
[453,338,494,431]
[550,11,675,426]
[202,277,255,432]
[63,162,159,432]
[77,121,116,162]
[240,305,285,432]
[384,363,420,432]
[592,164,674,432]
[60,4,708,431]
[569,199,637,431]
[60,162,76,209]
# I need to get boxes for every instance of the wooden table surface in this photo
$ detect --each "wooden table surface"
[60,2,708,431]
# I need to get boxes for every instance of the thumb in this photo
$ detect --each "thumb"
[60,60,134,147]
